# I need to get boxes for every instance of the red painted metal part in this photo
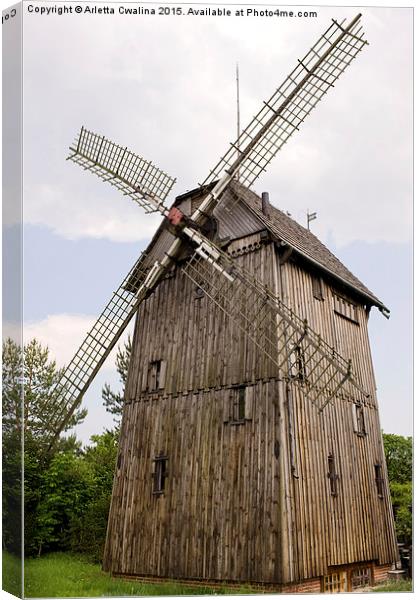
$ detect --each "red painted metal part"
[168,206,184,226]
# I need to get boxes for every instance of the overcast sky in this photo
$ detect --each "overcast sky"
[2,1,413,442]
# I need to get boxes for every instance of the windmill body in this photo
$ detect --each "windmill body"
[102,182,398,590]
[55,14,399,592]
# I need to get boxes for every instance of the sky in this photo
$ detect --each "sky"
[2,1,413,443]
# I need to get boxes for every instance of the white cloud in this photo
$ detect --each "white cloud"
[5,314,132,371]
[23,181,163,242]
[20,7,412,246]
[3,315,129,444]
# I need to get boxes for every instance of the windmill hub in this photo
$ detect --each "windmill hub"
[167,206,184,226]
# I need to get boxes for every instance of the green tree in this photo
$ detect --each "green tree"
[2,338,87,555]
[31,450,94,556]
[102,335,131,430]
[382,433,412,484]
[383,433,412,546]
[3,338,87,443]
[69,431,118,561]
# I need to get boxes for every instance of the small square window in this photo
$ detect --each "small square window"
[374,463,384,498]
[333,293,359,323]
[351,566,371,589]
[234,387,246,421]
[352,402,366,436]
[312,275,324,301]
[225,386,252,425]
[152,454,168,495]
[327,454,339,496]
[323,571,347,593]
[147,360,167,391]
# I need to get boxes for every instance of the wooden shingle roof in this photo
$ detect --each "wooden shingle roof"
[228,181,388,313]
[143,181,388,314]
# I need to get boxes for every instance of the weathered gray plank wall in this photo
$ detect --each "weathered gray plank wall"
[103,239,398,583]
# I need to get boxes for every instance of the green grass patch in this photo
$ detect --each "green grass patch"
[372,578,413,593]
[3,551,22,598]
[22,552,247,597]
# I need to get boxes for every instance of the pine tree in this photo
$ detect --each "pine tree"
[102,335,131,431]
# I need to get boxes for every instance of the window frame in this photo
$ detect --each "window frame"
[323,571,347,593]
[352,402,367,437]
[351,566,372,590]
[152,454,168,496]
[374,463,384,499]
[327,454,339,497]
[226,385,252,425]
[323,564,373,593]
[312,275,325,301]
[147,359,167,392]
[333,292,359,324]
[234,386,246,422]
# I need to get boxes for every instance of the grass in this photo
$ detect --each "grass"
[9,552,248,598]
[5,550,412,597]
[372,578,413,593]
[3,551,22,598]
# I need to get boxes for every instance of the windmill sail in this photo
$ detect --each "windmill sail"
[46,252,151,449]
[67,127,176,214]
[201,14,367,189]
[181,233,369,411]
[51,14,369,449]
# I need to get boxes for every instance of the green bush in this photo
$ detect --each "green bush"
[383,433,412,546]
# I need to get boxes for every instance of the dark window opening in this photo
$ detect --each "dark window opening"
[148,360,166,391]
[235,387,246,421]
[229,386,247,423]
[312,275,324,301]
[353,402,366,436]
[374,463,384,498]
[290,346,306,381]
[152,455,168,495]
[327,454,339,496]
[226,386,251,425]
[351,567,371,590]
[333,293,359,324]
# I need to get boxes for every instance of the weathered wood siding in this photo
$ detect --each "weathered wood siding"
[277,256,377,401]
[280,386,397,582]
[275,255,397,582]
[103,381,283,581]
[103,236,398,583]
[125,238,278,402]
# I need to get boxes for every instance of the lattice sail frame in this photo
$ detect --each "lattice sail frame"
[46,252,151,449]
[180,232,370,412]
[51,14,370,445]
[201,15,368,189]
[67,127,176,214]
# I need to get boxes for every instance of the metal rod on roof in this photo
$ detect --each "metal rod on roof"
[236,62,241,181]
[307,209,317,230]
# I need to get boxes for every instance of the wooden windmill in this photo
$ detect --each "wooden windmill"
[51,14,398,592]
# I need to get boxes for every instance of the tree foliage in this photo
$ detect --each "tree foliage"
[3,338,87,442]
[69,431,118,561]
[382,433,412,485]
[382,433,412,546]
[3,337,120,560]
[102,335,131,430]
[2,338,87,555]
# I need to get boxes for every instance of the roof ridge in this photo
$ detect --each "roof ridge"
[229,180,387,312]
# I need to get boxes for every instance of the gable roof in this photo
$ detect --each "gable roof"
[227,181,388,314]
[144,181,388,315]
